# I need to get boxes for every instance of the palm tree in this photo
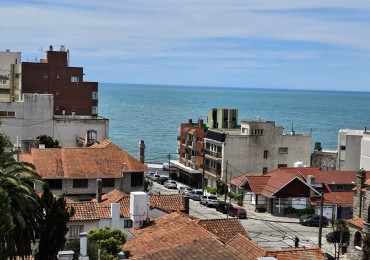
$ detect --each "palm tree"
[0,150,44,258]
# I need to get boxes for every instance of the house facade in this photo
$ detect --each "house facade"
[204,120,311,188]
[19,140,147,199]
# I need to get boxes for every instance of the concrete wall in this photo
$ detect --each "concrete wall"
[0,94,108,147]
[337,130,363,171]
[361,134,370,171]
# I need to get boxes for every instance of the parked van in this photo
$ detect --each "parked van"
[189,189,203,201]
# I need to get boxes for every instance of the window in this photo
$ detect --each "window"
[336,185,344,191]
[73,179,88,188]
[71,76,79,82]
[92,91,98,100]
[278,147,288,154]
[354,232,362,247]
[46,179,62,189]
[263,167,268,174]
[0,110,15,117]
[278,164,288,168]
[131,172,144,187]
[263,150,268,159]
[124,219,133,228]
[68,225,83,239]
[92,106,98,115]
[15,74,20,79]
[0,89,10,94]
[102,178,115,188]
[341,146,346,151]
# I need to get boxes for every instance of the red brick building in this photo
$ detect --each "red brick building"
[21,45,98,116]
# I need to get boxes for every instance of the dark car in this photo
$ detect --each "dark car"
[228,207,247,219]
[299,215,329,227]
[157,176,169,185]
[216,203,234,214]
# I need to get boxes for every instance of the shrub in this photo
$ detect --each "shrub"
[227,191,238,199]
[216,180,227,195]
[206,186,217,195]
[255,207,267,213]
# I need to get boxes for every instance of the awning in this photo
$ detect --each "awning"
[170,160,202,174]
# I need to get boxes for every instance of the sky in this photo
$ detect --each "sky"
[1,0,370,91]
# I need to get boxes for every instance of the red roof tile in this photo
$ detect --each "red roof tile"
[224,233,266,260]
[92,189,129,206]
[19,140,148,179]
[230,173,252,186]
[311,191,354,206]
[347,218,364,228]
[266,248,325,260]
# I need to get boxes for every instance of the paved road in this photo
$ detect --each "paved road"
[148,174,338,257]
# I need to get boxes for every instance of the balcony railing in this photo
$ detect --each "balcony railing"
[204,166,221,177]
[205,149,222,158]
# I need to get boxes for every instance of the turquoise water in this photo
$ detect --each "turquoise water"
[99,83,370,163]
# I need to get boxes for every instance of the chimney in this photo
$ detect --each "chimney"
[111,203,120,228]
[49,45,53,51]
[355,168,366,218]
[307,175,316,197]
[72,111,75,118]
[188,119,192,124]
[182,195,189,214]
[198,118,203,128]
[138,140,145,164]
[96,179,102,203]
[79,232,89,260]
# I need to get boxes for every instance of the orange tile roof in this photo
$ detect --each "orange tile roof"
[92,189,129,206]
[230,173,252,186]
[266,248,325,260]
[311,191,354,206]
[247,176,271,194]
[347,218,364,228]
[68,202,100,221]
[124,212,216,258]
[224,233,266,260]
[149,194,185,213]
[197,218,249,243]
[19,139,148,179]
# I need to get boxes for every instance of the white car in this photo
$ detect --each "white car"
[179,186,193,196]
[164,180,177,189]
[189,189,204,201]
[200,195,219,207]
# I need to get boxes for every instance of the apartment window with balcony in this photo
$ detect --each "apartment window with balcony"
[278,147,288,154]
[15,73,20,79]
[92,106,98,115]
[71,76,79,82]
[92,91,98,100]
[263,150,268,159]
[73,179,88,188]
[252,129,264,135]
[0,89,10,94]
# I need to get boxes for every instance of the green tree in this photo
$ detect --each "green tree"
[35,184,75,260]
[0,132,13,155]
[0,187,14,259]
[144,178,153,192]
[326,219,349,260]
[36,135,61,148]
[0,150,44,258]
[88,227,127,259]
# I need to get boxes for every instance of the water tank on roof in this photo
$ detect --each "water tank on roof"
[130,192,149,228]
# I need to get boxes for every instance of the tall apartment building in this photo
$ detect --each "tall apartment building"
[206,108,238,129]
[360,131,370,170]
[21,45,98,116]
[204,120,312,188]
[337,129,364,170]
[0,50,22,102]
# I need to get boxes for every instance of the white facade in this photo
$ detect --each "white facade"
[337,129,364,171]
[360,133,370,170]
[204,120,311,186]
[0,93,109,147]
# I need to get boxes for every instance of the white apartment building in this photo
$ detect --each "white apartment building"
[0,93,109,147]
[0,50,22,102]
[203,120,312,188]
[337,129,365,171]
[360,132,370,170]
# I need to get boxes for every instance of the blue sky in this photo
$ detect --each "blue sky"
[1,0,370,91]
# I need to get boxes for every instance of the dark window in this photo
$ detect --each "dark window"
[279,147,288,154]
[124,219,133,228]
[0,89,10,94]
[263,150,268,159]
[46,179,62,189]
[354,232,362,247]
[131,172,143,187]
[263,167,268,174]
[278,164,288,168]
[73,179,88,188]
[15,74,20,79]
[341,146,346,151]
[102,178,115,188]
[336,185,344,191]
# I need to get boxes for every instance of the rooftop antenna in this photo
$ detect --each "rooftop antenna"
[37,46,43,61]
[291,122,295,135]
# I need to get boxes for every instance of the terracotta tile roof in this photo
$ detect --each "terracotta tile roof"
[135,237,237,260]
[311,191,354,206]
[19,139,148,179]
[224,233,266,260]
[298,170,358,185]
[347,218,364,228]
[230,173,252,186]
[262,174,302,198]
[197,218,249,243]
[365,177,370,185]
[149,194,185,213]
[124,212,216,258]
[92,189,129,206]
[247,176,271,194]
[266,248,325,260]
[68,202,100,221]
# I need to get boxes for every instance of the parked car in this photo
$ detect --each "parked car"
[299,215,328,227]
[228,207,247,219]
[150,174,161,182]
[189,189,204,201]
[200,195,219,207]
[164,180,177,189]
[157,176,169,185]
[145,172,155,179]
[216,203,234,214]
[179,186,193,196]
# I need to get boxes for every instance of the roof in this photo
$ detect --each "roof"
[266,248,325,260]
[68,193,184,221]
[347,218,364,229]
[205,130,227,142]
[224,233,266,260]
[197,218,249,243]
[230,173,252,187]
[311,191,354,206]
[92,189,129,206]
[19,139,148,179]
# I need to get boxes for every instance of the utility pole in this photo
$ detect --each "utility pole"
[202,150,205,193]
[318,192,324,248]
[224,160,228,203]
[167,154,171,178]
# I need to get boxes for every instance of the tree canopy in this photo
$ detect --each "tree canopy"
[36,135,61,148]
[88,227,127,259]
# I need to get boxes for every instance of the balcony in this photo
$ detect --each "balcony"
[204,166,221,177]
[205,149,222,159]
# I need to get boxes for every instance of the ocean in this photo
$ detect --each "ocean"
[98,83,370,163]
